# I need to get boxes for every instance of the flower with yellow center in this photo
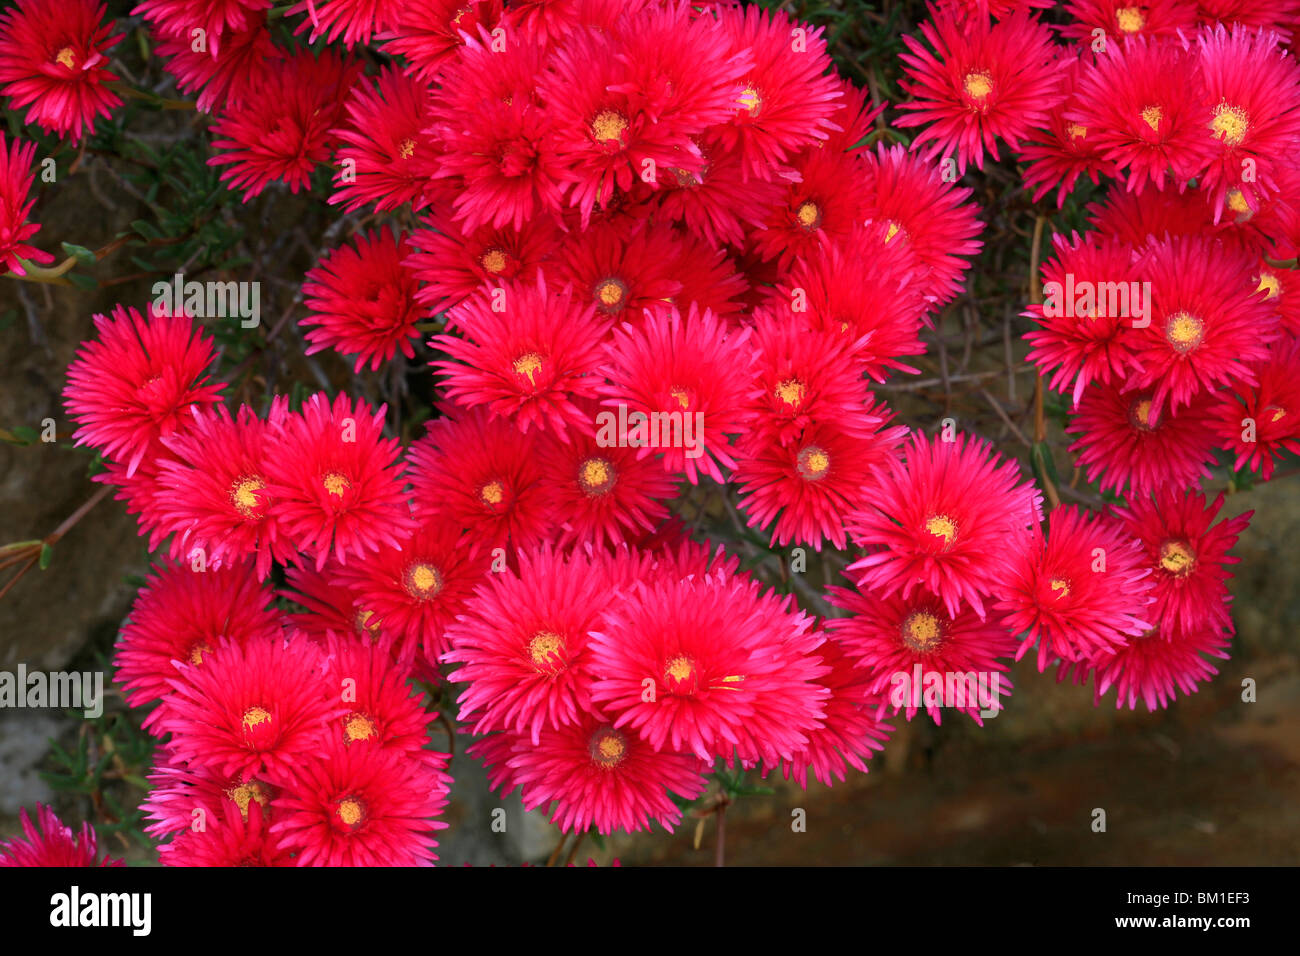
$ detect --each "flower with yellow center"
[738,86,762,115]
[1140,105,1163,132]
[54,47,76,69]
[1067,123,1088,141]
[1049,578,1071,598]
[398,138,415,159]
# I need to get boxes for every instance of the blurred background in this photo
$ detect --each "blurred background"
[2,0,1297,865]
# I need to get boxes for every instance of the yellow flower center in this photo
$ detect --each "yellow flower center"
[589,728,627,768]
[55,47,76,69]
[1050,577,1071,598]
[578,456,617,496]
[398,138,415,159]
[1211,103,1249,147]
[1164,311,1204,352]
[595,278,627,310]
[528,630,565,669]
[322,472,350,497]
[1159,539,1196,576]
[1141,105,1163,132]
[901,611,943,653]
[188,640,212,665]
[738,86,762,115]
[775,379,805,409]
[229,475,265,518]
[1067,123,1088,141]
[925,513,958,546]
[344,712,376,743]
[1227,189,1251,216]
[1116,6,1145,33]
[404,562,442,599]
[242,706,271,730]
[795,200,822,230]
[479,479,505,506]
[336,796,365,828]
[1129,395,1160,431]
[797,445,830,481]
[480,248,508,273]
[1256,270,1280,299]
[513,351,544,385]
[225,780,271,820]
[964,71,993,101]
[590,109,628,144]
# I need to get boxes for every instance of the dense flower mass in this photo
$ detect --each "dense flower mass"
[4,0,1286,867]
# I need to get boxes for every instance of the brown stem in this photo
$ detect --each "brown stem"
[563,831,588,867]
[714,799,728,868]
[546,832,568,867]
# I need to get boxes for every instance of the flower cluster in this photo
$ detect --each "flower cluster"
[0,0,1283,864]
[900,0,1286,708]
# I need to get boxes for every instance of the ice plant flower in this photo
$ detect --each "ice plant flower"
[301,228,425,372]
[473,716,709,836]
[0,0,122,142]
[444,545,607,744]
[1110,488,1252,640]
[63,305,225,477]
[599,303,754,484]
[208,49,361,200]
[433,273,612,440]
[0,804,123,867]
[114,561,283,719]
[998,506,1154,671]
[271,737,451,866]
[846,431,1042,619]
[897,6,1064,174]
[0,131,55,275]
[588,570,830,766]
[825,586,1017,725]
[1067,381,1220,494]
[262,392,417,569]
[145,402,296,579]
[1024,232,1147,406]
[160,633,343,782]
